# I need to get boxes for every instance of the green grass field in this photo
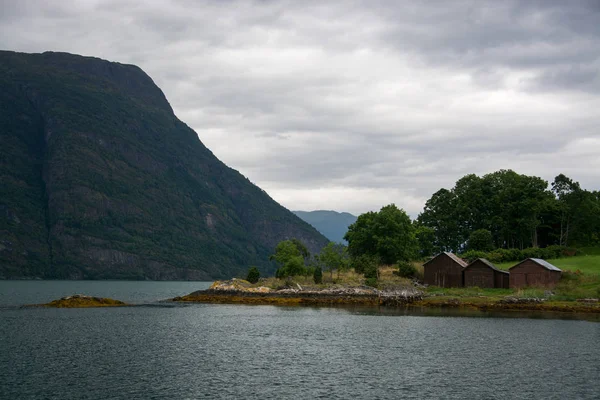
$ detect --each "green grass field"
[496,249,600,275]
[450,247,600,300]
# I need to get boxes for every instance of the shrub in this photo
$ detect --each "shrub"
[246,266,260,283]
[461,250,487,263]
[505,248,524,262]
[365,277,378,288]
[544,245,564,259]
[313,266,323,284]
[397,261,417,278]
[522,247,544,259]
[485,251,504,263]
[350,254,379,276]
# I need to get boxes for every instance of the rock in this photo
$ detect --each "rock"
[576,298,599,303]
[209,279,252,291]
[499,297,545,304]
[40,294,127,308]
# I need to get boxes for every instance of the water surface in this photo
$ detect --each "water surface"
[0,281,598,399]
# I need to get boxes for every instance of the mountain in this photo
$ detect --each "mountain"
[0,50,328,280]
[293,210,357,243]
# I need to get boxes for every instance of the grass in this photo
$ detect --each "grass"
[426,286,513,298]
[229,251,600,303]
[424,248,600,301]
[496,253,600,275]
[252,266,415,291]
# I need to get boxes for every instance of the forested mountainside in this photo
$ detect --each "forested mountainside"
[0,51,328,280]
[293,210,357,243]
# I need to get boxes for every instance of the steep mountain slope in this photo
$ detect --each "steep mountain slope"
[0,50,328,280]
[293,210,357,243]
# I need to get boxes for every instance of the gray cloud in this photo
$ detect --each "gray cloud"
[1,0,598,216]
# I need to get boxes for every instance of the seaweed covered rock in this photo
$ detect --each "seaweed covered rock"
[42,294,127,308]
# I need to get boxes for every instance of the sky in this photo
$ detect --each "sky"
[1,0,599,217]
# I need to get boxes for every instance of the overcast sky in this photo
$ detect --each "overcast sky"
[1,0,599,216]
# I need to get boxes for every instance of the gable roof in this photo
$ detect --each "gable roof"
[445,252,469,267]
[424,252,468,268]
[509,258,562,272]
[465,258,509,274]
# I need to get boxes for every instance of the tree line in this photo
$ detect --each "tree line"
[417,170,600,253]
[249,170,598,285]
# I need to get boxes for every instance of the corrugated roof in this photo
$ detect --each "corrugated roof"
[423,252,468,267]
[466,258,509,274]
[444,252,468,267]
[509,258,562,272]
[530,258,562,271]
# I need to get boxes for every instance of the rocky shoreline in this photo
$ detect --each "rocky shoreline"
[171,280,600,314]
[173,288,423,307]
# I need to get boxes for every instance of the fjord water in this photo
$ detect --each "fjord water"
[0,282,598,399]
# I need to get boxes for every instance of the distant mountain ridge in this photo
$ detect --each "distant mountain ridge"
[0,50,328,280]
[293,210,357,243]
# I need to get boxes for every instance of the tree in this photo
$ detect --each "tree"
[270,240,306,277]
[345,204,417,264]
[290,238,311,262]
[552,174,581,246]
[419,170,556,251]
[417,189,460,252]
[313,266,323,284]
[468,229,494,251]
[414,223,436,258]
[246,266,260,283]
[318,242,349,279]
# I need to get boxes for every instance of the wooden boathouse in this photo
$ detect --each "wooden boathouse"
[509,258,562,288]
[423,252,467,288]
[463,258,509,289]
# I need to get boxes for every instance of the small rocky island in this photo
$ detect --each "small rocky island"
[39,295,127,308]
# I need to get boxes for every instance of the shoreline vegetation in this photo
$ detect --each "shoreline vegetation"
[170,252,600,316]
[170,277,600,315]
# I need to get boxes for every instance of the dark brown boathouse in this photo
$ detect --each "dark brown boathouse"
[423,252,467,287]
[463,258,509,289]
[509,258,562,288]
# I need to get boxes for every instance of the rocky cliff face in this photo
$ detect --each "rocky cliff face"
[0,51,328,280]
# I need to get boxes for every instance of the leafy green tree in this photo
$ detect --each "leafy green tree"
[246,266,260,283]
[417,189,460,252]
[468,229,494,251]
[419,170,557,251]
[270,240,300,265]
[270,240,306,277]
[345,204,417,264]
[318,242,349,279]
[414,223,436,258]
[290,238,311,262]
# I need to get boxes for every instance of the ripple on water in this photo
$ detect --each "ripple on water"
[0,301,599,399]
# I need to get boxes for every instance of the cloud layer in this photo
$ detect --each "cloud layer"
[2,0,599,216]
